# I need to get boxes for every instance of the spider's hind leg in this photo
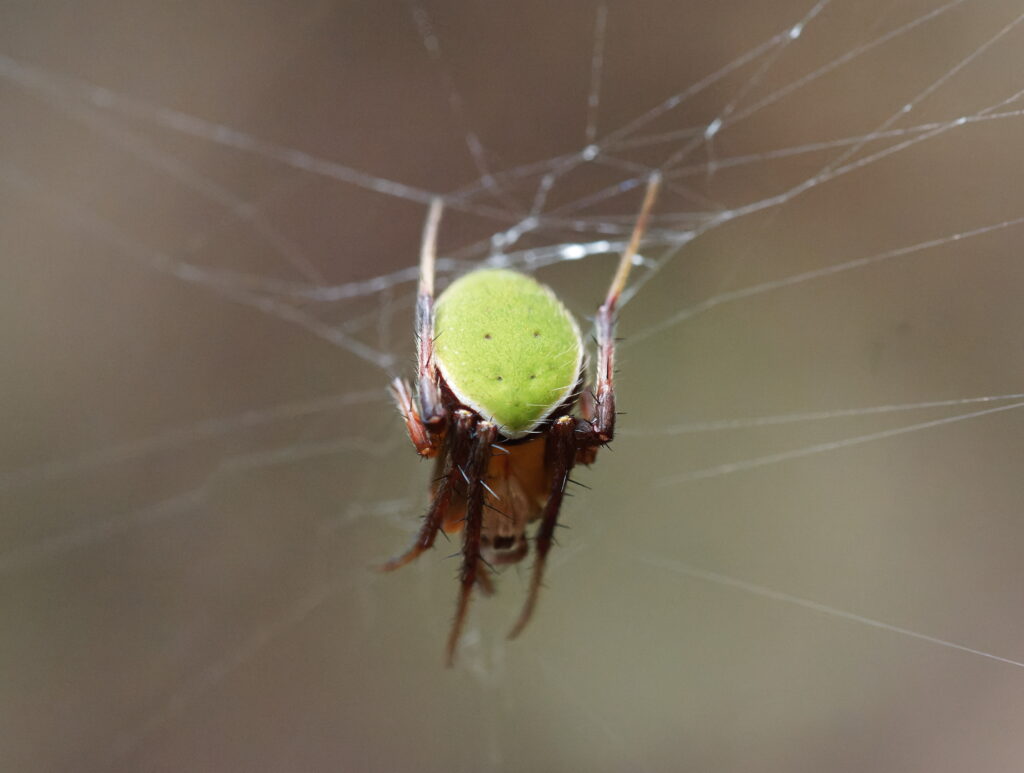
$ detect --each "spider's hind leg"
[378,410,474,572]
[507,415,578,640]
[445,420,497,667]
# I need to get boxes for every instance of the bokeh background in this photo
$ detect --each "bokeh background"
[3,1,1024,771]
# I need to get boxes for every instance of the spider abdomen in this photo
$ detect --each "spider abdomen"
[433,269,583,439]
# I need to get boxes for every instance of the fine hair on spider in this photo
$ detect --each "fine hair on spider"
[382,172,660,666]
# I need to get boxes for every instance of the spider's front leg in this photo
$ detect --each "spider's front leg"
[389,197,446,458]
[581,172,661,447]
[391,198,449,456]
[415,197,447,432]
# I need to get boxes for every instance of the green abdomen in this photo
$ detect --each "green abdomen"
[433,269,583,439]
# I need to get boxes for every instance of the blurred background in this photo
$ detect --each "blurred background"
[3,1,1024,770]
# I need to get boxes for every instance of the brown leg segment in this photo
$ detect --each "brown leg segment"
[507,415,578,640]
[445,420,497,666]
[390,377,441,458]
[378,410,474,572]
[575,386,599,466]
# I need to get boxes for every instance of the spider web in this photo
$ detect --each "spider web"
[3,1,1024,770]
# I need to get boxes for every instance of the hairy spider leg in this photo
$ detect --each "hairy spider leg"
[416,197,447,432]
[390,198,450,457]
[591,172,660,443]
[379,410,475,571]
[575,388,599,466]
[507,415,578,639]
[390,377,441,458]
[445,420,497,666]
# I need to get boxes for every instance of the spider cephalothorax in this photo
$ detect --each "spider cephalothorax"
[383,174,660,665]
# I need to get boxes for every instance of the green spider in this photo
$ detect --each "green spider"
[383,174,660,665]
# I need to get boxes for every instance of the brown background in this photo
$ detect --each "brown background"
[2,1,1024,771]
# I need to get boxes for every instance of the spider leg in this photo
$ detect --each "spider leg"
[378,410,474,571]
[445,420,497,667]
[575,385,599,466]
[507,415,577,640]
[416,197,447,432]
[588,173,660,444]
[389,377,441,458]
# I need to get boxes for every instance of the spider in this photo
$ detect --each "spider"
[382,173,660,665]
